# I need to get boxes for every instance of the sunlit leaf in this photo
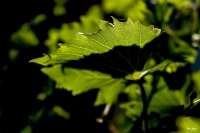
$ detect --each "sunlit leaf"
[30,17,161,65]
[41,65,125,105]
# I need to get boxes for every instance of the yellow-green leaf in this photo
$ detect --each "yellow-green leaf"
[30,17,161,66]
[41,65,126,105]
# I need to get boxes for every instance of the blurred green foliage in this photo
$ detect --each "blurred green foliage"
[10,23,39,47]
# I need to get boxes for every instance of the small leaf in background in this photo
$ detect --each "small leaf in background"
[53,0,68,16]
[8,48,20,62]
[59,5,103,42]
[20,125,32,133]
[30,17,161,66]
[165,61,186,74]
[110,110,133,133]
[125,59,171,80]
[10,23,39,47]
[28,107,45,123]
[49,105,70,119]
[94,81,125,106]
[124,83,141,100]
[36,92,47,101]
[120,84,143,121]
[45,29,60,53]
[192,70,200,103]
[45,5,103,53]
[102,0,152,24]
[176,116,200,133]
[168,36,197,63]
[157,0,193,10]
[31,14,47,25]
[148,74,192,114]
[120,101,143,120]
[192,69,200,92]
[122,75,153,120]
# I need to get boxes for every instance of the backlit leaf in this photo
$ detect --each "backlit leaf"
[30,17,161,66]
[41,65,126,105]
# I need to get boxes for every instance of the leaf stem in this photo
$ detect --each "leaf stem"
[138,79,148,133]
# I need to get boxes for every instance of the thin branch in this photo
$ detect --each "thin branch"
[138,79,148,133]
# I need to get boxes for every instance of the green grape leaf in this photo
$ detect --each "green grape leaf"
[41,65,125,105]
[30,17,161,66]
[94,81,125,106]
[148,74,192,114]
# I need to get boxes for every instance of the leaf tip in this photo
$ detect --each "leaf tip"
[29,54,51,66]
